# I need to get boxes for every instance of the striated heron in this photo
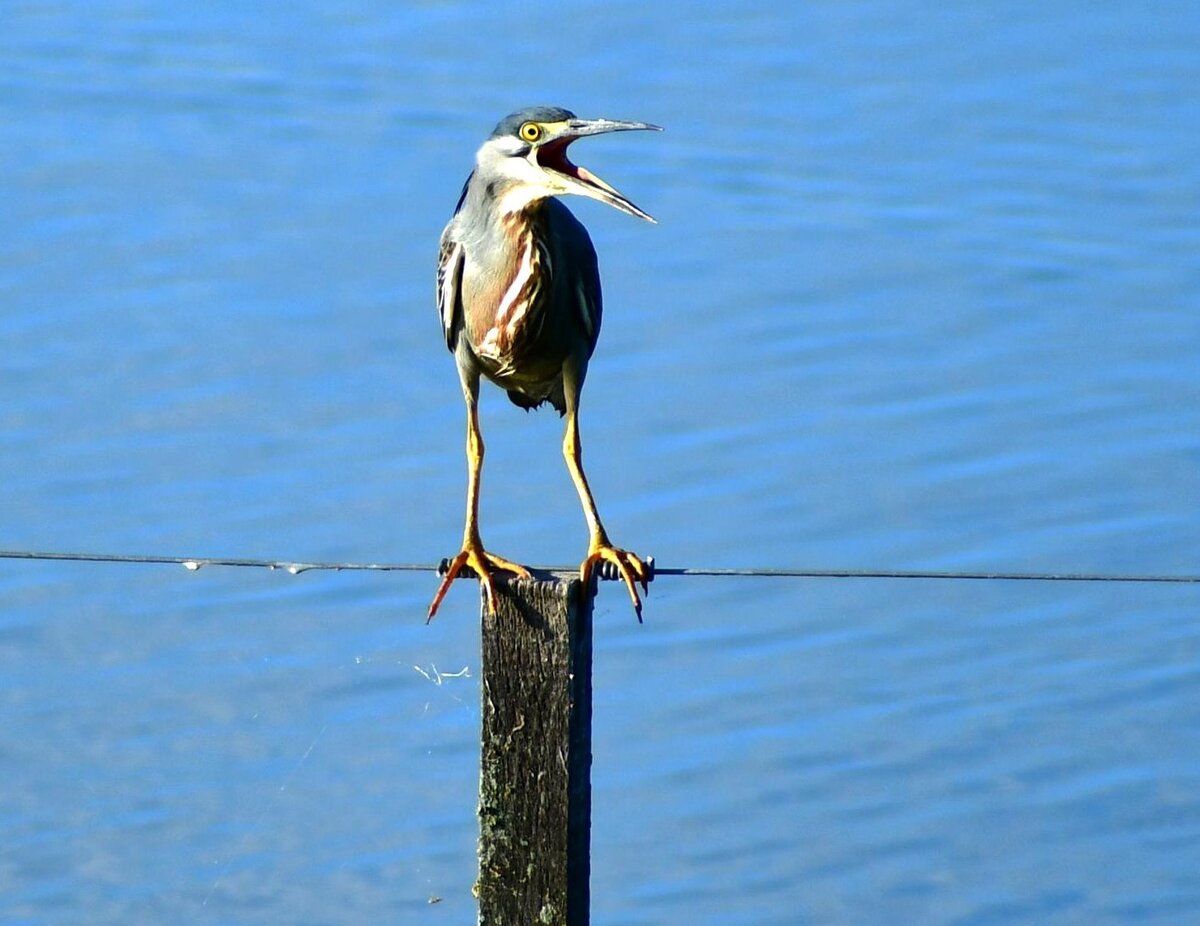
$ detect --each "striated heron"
[427,106,661,622]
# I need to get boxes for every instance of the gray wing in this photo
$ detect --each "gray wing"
[574,237,602,356]
[546,200,603,358]
[436,226,465,352]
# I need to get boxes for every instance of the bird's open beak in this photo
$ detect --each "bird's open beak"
[535,118,662,223]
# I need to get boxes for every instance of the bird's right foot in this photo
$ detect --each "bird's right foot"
[427,541,530,622]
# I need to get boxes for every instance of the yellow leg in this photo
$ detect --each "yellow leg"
[562,398,649,621]
[428,400,529,621]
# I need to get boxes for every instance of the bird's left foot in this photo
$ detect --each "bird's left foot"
[428,542,530,622]
[580,538,650,622]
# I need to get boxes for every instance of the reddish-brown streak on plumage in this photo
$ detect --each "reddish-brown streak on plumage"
[468,208,546,368]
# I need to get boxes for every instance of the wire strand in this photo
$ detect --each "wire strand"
[653,566,1200,583]
[0,549,1197,584]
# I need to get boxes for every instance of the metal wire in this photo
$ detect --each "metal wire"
[652,566,1200,584]
[0,548,1197,584]
[0,549,427,574]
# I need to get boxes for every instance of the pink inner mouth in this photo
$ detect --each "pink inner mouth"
[537,139,599,186]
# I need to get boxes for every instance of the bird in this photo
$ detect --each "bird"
[427,106,661,622]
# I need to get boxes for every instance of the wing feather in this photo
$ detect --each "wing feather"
[575,236,602,356]
[436,229,466,352]
[546,200,603,357]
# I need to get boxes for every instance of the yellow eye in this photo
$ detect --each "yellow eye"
[519,122,541,142]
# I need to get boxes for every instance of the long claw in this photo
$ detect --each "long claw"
[626,551,650,595]
[478,570,497,617]
[427,553,465,623]
[580,542,646,623]
[481,553,532,579]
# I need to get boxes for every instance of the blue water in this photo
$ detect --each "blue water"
[3,3,1199,924]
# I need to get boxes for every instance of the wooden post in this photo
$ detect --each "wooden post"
[477,574,593,926]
